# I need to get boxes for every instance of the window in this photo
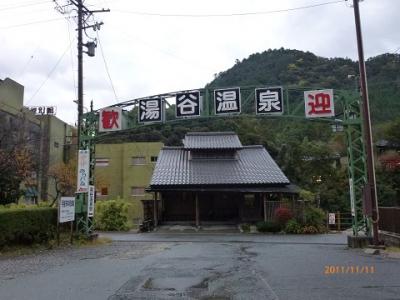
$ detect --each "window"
[244,194,255,208]
[96,158,109,167]
[54,141,59,148]
[131,156,146,165]
[151,156,158,162]
[100,187,108,196]
[131,187,145,196]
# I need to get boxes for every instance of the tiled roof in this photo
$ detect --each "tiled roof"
[183,132,243,150]
[150,145,290,187]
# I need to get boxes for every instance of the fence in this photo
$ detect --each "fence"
[379,207,400,234]
[326,212,353,231]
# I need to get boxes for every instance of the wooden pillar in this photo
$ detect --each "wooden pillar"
[263,193,267,222]
[195,193,200,228]
[154,192,158,227]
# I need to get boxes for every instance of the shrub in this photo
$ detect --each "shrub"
[0,207,57,248]
[95,200,131,231]
[256,221,281,233]
[284,219,302,234]
[301,225,319,234]
[303,206,326,228]
[240,223,251,232]
[274,207,293,226]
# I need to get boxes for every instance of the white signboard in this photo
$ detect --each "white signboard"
[304,89,334,118]
[99,107,123,132]
[88,185,95,217]
[59,197,75,223]
[328,213,336,225]
[29,106,57,116]
[349,178,355,216]
[77,150,90,192]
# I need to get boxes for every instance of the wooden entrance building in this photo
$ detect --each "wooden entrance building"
[147,132,298,226]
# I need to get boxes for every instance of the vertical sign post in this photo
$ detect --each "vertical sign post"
[77,150,90,193]
[88,185,95,218]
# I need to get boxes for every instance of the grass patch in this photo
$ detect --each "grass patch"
[75,236,112,247]
[386,246,400,253]
[0,233,112,257]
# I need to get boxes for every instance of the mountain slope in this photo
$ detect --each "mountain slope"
[208,48,400,123]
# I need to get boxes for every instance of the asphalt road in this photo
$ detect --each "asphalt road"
[1,232,399,300]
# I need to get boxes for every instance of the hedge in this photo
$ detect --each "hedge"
[0,207,57,248]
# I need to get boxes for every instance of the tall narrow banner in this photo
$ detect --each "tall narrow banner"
[77,150,90,192]
[88,185,95,217]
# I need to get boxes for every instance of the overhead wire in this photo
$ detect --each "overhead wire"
[112,0,346,18]
[26,40,74,105]
[0,0,49,12]
[66,18,78,101]
[16,46,41,78]
[0,17,66,30]
[96,31,119,102]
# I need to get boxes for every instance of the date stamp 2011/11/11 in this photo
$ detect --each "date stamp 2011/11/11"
[324,266,375,274]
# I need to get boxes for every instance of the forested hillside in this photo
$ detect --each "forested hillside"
[210,48,400,123]
[101,48,400,209]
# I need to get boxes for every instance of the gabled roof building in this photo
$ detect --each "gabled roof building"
[148,132,298,226]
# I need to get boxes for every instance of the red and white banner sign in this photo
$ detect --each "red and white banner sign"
[99,107,123,132]
[304,89,334,118]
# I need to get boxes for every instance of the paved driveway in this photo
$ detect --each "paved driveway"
[1,232,399,300]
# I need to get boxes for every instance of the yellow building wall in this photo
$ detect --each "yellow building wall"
[95,142,163,224]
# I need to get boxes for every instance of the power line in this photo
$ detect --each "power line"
[113,0,346,18]
[0,17,65,30]
[66,19,78,101]
[115,30,215,74]
[26,41,73,105]
[0,0,49,12]
[96,31,118,102]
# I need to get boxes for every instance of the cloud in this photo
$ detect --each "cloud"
[0,0,399,124]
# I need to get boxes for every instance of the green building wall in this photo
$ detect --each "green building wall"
[95,142,163,224]
[39,115,75,201]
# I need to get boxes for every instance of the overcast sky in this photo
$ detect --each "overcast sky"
[0,0,399,125]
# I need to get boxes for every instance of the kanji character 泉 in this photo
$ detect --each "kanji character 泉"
[258,90,281,112]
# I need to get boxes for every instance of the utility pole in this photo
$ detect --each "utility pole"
[352,0,380,245]
[55,0,109,236]
[77,0,83,142]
